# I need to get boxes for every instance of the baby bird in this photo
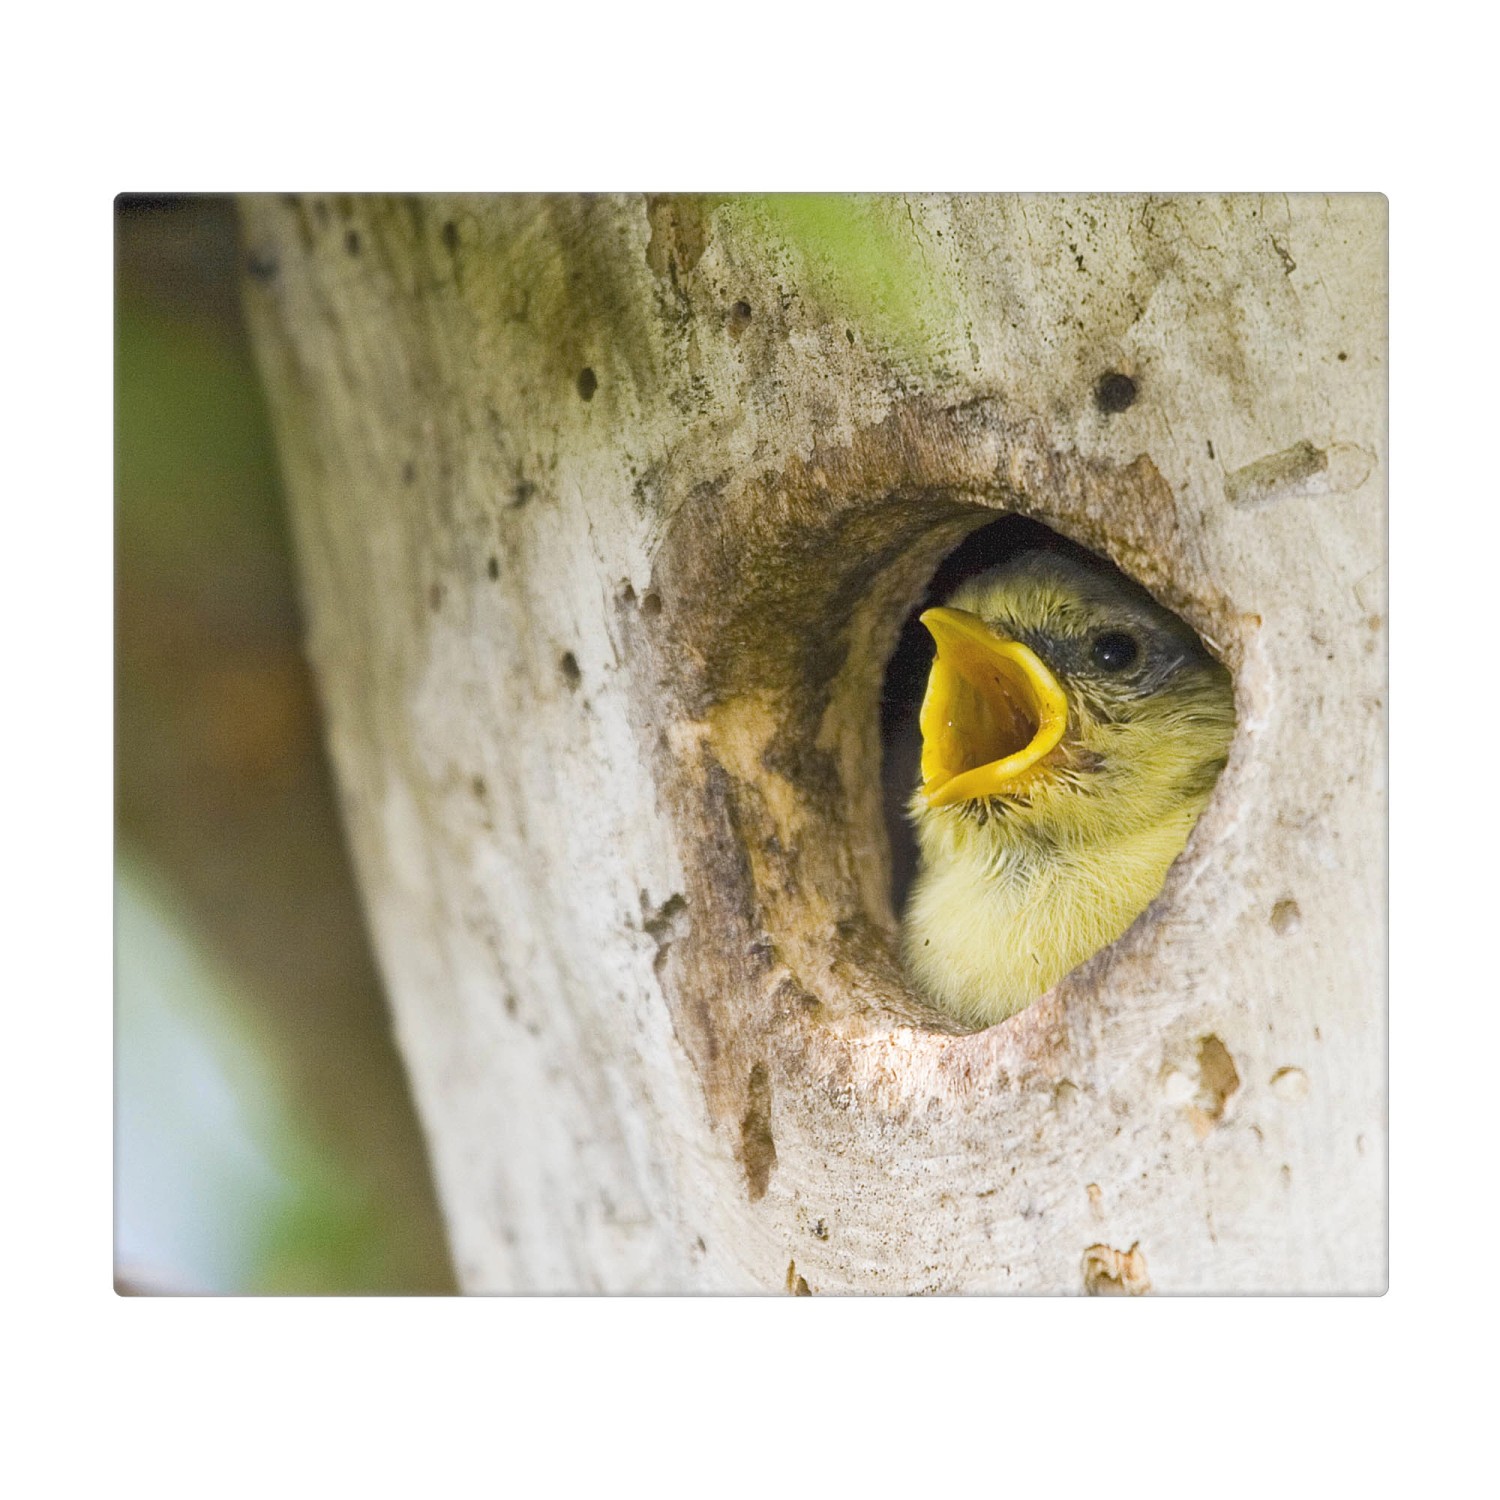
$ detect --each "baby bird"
[901,549,1235,1027]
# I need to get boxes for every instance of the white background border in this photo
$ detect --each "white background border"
[8,1,1487,1492]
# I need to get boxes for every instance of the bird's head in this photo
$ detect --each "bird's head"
[913,550,1235,854]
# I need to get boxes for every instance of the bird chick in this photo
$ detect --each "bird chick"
[901,549,1234,1027]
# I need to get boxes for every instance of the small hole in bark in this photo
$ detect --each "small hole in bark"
[739,1062,777,1202]
[640,590,662,617]
[487,556,500,580]
[1270,898,1301,935]
[442,220,459,252]
[1094,371,1137,413]
[577,367,598,401]
[345,229,361,256]
[1082,1241,1151,1295]
[560,651,582,689]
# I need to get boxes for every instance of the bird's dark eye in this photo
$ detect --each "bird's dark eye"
[1091,630,1140,672]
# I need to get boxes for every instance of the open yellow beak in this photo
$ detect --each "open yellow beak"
[918,607,1069,808]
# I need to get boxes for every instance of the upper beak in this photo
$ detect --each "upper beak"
[917,607,1069,808]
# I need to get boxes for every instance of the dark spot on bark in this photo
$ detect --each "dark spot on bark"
[642,891,689,977]
[619,580,637,605]
[812,1218,829,1241]
[1094,371,1137,413]
[577,367,598,401]
[1206,440,1215,460]
[1337,351,1348,362]
[641,891,687,941]
[1082,1242,1151,1295]
[763,734,843,813]
[1270,898,1301,935]
[472,775,487,799]
[846,328,855,343]
[644,194,713,284]
[504,993,519,1018]
[640,590,662,617]
[560,651,581,689]
[487,555,500,580]
[401,460,416,486]
[512,479,536,507]
[692,995,720,1064]
[245,250,278,283]
[739,1062,777,1202]
[442,220,459,252]
[728,300,752,337]
[428,582,443,612]
[344,229,361,256]
[1196,1035,1241,1121]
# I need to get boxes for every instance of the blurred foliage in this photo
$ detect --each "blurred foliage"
[738,193,957,352]
[115,196,454,1294]
[117,853,390,1293]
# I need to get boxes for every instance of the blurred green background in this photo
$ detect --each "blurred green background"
[115,195,454,1293]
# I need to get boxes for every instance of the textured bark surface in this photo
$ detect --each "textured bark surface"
[243,193,1386,1293]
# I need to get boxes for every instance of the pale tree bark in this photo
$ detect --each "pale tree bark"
[242,193,1385,1294]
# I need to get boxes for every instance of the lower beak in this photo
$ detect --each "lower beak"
[918,607,1069,808]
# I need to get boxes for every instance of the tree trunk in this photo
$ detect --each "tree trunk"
[242,193,1386,1293]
